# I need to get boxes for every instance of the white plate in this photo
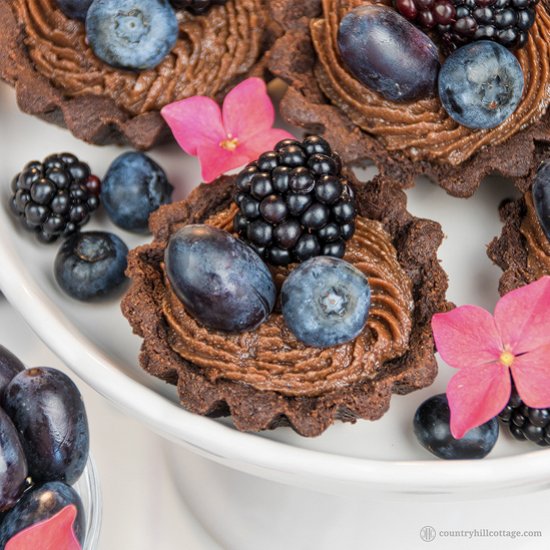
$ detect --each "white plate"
[1,80,549,499]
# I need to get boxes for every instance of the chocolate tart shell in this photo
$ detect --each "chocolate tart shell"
[121,174,451,436]
[487,147,550,295]
[0,1,278,150]
[266,0,550,199]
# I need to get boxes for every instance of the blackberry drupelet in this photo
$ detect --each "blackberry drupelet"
[233,136,356,266]
[170,0,227,15]
[499,387,550,446]
[9,153,100,243]
[395,0,539,50]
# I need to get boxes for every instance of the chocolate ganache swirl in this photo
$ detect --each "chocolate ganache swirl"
[12,0,267,116]
[311,0,550,166]
[161,203,414,398]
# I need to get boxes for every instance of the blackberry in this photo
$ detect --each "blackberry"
[170,0,227,15]
[499,388,550,446]
[233,136,356,266]
[394,0,539,50]
[9,153,100,243]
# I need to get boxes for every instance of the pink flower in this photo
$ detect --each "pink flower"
[432,276,550,439]
[6,505,81,550]
[161,78,295,183]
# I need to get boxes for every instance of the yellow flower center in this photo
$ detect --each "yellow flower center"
[220,136,239,152]
[500,350,515,367]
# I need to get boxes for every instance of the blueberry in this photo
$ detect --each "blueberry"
[86,0,179,71]
[54,231,128,301]
[281,256,371,347]
[0,407,28,511]
[165,225,276,333]
[4,368,89,485]
[0,345,25,396]
[532,160,550,242]
[56,0,93,20]
[101,152,173,232]
[0,482,85,546]
[414,394,499,459]
[337,5,440,101]
[438,41,524,129]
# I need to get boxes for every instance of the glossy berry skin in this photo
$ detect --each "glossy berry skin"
[170,0,227,14]
[438,41,524,129]
[9,154,99,243]
[414,394,499,459]
[54,231,128,301]
[0,345,25,397]
[55,0,93,20]
[337,5,440,102]
[3,367,89,485]
[165,225,276,332]
[86,0,179,71]
[532,160,550,242]
[0,407,28,511]
[0,482,85,546]
[281,257,371,348]
[101,152,173,232]
[499,387,550,445]
[234,135,356,266]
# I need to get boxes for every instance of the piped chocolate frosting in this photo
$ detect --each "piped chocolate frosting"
[162,203,414,398]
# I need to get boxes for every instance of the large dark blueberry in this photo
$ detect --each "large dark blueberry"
[414,394,499,459]
[101,152,173,232]
[0,482,85,546]
[165,225,276,332]
[170,0,228,15]
[338,5,440,101]
[281,257,371,347]
[54,231,128,301]
[0,345,25,397]
[3,367,89,485]
[438,40,524,129]
[86,0,178,71]
[532,160,550,242]
[0,407,27,511]
[56,0,94,20]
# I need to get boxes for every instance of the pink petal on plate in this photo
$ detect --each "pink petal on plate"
[511,343,550,408]
[447,361,511,439]
[432,305,502,369]
[197,143,251,183]
[161,96,225,156]
[238,128,296,160]
[494,276,550,355]
[6,505,81,550]
[222,78,284,142]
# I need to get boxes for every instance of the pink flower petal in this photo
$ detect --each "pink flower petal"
[447,362,511,439]
[222,78,280,142]
[494,276,550,355]
[197,144,251,183]
[161,97,225,156]
[432,306,503,369]
[238,128,296,160]
[511,343,550,408]
[6,505,81,550]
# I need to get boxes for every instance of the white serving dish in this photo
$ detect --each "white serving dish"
[1,78,550,511]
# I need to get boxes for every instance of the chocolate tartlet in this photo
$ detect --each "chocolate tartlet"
[488,153,550,295]
[0,0,278,149]
[121,174,450,436]
[267,0,550,197]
